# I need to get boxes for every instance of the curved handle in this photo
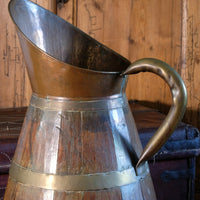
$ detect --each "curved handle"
[121,58,187,168]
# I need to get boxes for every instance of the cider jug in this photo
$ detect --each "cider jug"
[5,0,187,199]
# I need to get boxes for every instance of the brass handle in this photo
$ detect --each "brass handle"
[121,58,187,168]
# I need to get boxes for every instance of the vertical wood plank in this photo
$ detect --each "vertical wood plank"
[0,0,61,108]
[0,0,32,108]
[126,0,182,112]
[76,0,132,59]
[181,0,200,127]
[48,0,57,14]
[57,0,74,24]
[31,0,50,9]
[181,1,200,198]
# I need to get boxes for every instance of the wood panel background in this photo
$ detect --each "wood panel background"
[1,0,200,198]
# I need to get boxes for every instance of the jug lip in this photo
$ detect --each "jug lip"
[8,0,131,75]
[17,28,128,76]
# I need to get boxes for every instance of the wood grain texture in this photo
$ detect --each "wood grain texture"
[126,0,182,110]
[57,0,74,24]
[75,0,132,59]
[182,1,200,199]
[0,0,31,108]
[4,96,157,199]
[181,0,200,127]
[0,0,56,109]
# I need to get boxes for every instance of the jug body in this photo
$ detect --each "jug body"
[5,94,156,200]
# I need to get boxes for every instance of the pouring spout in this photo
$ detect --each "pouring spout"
[8,0,131,98]
[9,0,130,73]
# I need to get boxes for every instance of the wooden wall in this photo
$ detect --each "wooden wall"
[1,0,200,128]
[1,0,200,198]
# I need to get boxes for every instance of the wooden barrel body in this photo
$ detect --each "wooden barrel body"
[4,94,157,200]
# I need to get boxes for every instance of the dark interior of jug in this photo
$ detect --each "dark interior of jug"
[9,0,130,72]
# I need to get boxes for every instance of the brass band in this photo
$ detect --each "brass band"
[10,161,145,191]
[30,94,127,111]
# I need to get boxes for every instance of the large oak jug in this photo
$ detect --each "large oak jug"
[5,0,187,199]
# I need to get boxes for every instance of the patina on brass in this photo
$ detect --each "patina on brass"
[122,58,187,167]
[5,0,187,199]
